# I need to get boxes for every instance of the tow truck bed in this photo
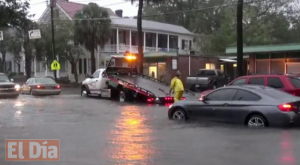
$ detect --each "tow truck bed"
[117,75,172,97]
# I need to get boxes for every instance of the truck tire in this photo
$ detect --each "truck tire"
[81,87,89,97]
[189,85,196,92]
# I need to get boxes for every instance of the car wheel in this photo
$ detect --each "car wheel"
[189,85,196,92]
[119,91,126,102]
[172,109,187,121]
[81,88,88,97]
[247,115,267,128]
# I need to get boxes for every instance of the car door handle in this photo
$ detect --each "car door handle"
[95,80,98,82]
[223,103,229,106]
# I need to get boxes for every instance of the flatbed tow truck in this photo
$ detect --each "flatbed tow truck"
[81,53,195,104]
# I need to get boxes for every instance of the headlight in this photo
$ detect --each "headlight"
[14,84,20,91]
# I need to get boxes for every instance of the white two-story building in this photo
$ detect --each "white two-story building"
[3,0,196,82]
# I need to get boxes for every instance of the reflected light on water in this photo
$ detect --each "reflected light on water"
[14,101,24,107]
[280,131,296,165]
[108,106,155,163]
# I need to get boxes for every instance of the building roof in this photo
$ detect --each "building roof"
[57,1,116,18]
[50,1,194,36]
[112,18,194,35]
[226,43,300,54]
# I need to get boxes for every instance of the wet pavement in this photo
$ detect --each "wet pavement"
[0,94,300,165]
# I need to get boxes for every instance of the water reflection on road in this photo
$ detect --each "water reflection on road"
[108,105,156,164]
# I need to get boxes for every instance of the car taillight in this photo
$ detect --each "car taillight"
[181,97,185,100]
[55,85,61,89]
[164,97,173,101]
[278,104,297,112]
[147,98,154,103]
[36,85,44,89]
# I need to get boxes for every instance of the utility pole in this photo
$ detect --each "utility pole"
[50,0,57,81]
[237,0,244,77]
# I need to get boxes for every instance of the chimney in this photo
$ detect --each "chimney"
[115,10,123,17]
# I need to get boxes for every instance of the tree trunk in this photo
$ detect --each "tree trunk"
[99,47,104,68]
[71,62,78,83]
[237,0,244,77]
[137,0,144,74]
[1,51,6,72]
[91,48,96,74]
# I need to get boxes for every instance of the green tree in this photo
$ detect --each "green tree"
[74,3,111,73]
[0,0,29,27]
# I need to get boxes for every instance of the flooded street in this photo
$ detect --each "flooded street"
[0,95,300,165]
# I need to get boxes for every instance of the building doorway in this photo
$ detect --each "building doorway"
[149,66,157,79]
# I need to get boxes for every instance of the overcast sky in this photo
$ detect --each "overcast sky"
[27,0,138,21]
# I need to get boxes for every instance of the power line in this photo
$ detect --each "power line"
[47,0,272,21]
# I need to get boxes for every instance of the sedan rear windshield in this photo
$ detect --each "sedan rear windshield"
[289,77,300,88]
[197,70,216,76]
[35,78,56,84]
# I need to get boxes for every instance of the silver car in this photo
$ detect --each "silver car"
[168,85,300,127]
[21,77,61,96]
[0,73,20,98]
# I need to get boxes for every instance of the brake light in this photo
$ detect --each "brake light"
[147,98,154,103]
[164,97,173,101]
[181,97,185,100]
[55,85,61,89]
[36,85,44,89]
[278,104,296,112]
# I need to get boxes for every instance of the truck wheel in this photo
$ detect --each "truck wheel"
[81,87,89,97]
[189,85,196,91]
[119,91,126,102]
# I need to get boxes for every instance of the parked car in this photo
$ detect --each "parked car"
[0,73,20,98]
[200,74,300,100]
[21,77,61,96]
[186,69,230,91]
[169,85,300,127]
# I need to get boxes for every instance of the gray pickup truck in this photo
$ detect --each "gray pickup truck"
[186,69,230,91]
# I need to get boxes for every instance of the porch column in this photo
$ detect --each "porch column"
[167,34,170,51]
[129,30,132,52]
[143,32,146,52]
[116,28,119,53]
[156,33,158,52]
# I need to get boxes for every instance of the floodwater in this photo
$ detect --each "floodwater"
[0,95,300,165]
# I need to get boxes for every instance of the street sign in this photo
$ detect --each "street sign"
[0,31,3,41]
[28,29,41,39]
[51,60,60,70]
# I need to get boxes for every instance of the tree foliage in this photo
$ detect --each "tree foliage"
[0,0,29,27]
[74,3,111,73]
[143,0,300,53]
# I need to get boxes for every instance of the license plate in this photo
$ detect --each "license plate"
[195,85,199,88]
[45,86,53,89]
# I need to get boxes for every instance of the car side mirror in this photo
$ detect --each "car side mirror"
[10,79,14,82]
